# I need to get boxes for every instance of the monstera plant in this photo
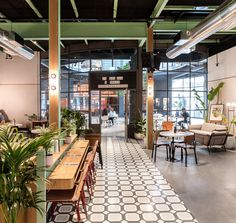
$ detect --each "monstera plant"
[0,125,55,223]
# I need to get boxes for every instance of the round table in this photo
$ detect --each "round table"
[160,131,194,161]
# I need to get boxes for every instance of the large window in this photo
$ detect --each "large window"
[40,48,137,122]
[143,59,207,125]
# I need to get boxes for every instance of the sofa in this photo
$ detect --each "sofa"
[189,123,228,151]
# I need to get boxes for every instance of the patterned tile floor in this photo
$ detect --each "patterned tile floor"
[49,137,197,223]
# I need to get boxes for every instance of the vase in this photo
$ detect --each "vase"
[134,132,145,140]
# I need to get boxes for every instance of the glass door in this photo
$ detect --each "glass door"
[90,90,101,133]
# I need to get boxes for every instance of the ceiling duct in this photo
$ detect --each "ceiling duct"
[166,0,236,59]
[0,29,34,60]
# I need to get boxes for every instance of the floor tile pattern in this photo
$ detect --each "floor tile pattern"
[49,137,197,223]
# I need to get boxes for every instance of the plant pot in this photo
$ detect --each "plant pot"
[65,136,72,144]
[46,154,53,167]
[134,132,145,140]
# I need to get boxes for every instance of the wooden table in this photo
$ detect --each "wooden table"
[47,140,89,190]
[160,131,194,161]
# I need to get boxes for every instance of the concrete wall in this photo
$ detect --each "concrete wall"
[208,46,236,134]
[208,46,236,105]
[0,52,40,125]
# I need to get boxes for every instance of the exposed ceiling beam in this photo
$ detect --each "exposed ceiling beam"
[70,0,79,18]
[84,39,88,45]
[164,5,217,11]
[60,41,65,48]
[113,0,119,20]
[0,11,11,23]
[149,0,169,28]
[30,40,46,52]
[0,21,235,40]
[0,22,147,40]
[25,0,43,18]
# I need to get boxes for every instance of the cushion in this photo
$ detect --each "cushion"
[191,129,212,136]
[201,123,226,132]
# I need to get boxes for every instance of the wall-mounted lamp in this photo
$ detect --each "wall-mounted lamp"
[51,85,56,90]
[226,102,236,135]
[51,73,56,79]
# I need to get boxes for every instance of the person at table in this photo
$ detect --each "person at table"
[108,107,116,126]
[102,107,108,116]
[178,108,190,128]
[0,111,5,124]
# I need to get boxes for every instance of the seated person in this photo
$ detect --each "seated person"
[108,107,116,125]
[178,108,190,129]
[102,108,108,116]
[0,111,5,124]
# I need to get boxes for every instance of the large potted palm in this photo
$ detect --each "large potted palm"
[0,125,55,223]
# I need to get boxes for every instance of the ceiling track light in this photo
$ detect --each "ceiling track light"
[0,29,34,60]
[166,0,236,59]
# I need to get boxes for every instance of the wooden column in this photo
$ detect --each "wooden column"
[49,0,60,129]
[146,27,154,150]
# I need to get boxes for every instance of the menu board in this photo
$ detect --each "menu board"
[89,71,137,90]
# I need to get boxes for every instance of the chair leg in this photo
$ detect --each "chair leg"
[151,145,154,158]
[165,145,169,161]
[181,148,183,162]
[194,147,198,164]
[75,202,81,223]
[207,146,211,154]
[50,202,57,219]
[97,144,103,169]
[185,149,188,167]
[154,145,157,163]
[85,177,92,199]
[168,146,172,161]
[80,190,88,217]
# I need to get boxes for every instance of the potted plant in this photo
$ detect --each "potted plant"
[193,82,224,122]
[61,109,86,137]
[133,116,146,140]
[35,125,61,166]
[0,124,55,223]
[61,118,76,144]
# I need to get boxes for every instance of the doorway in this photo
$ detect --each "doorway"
[100,90,126,137]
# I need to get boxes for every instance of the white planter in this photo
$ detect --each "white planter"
[225,136,236,150]
[46,154,53,167]
[134,132,145,140]
[65,136,72,144]
[143,137,147,147]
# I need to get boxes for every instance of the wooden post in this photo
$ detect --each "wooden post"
[49,0,60,129]
[146,27,154,150]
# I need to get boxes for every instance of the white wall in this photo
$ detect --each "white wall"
[0,52,40,125]
[208,46,236,105]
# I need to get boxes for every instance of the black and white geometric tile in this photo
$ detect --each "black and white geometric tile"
[49,136,198,223]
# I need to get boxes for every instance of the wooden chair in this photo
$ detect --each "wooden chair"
[152,130,171,162]
[175,134,198,167]
[47,162,90,223]
[84,133,103,169]
[162,121,173,131]
[84,140,99,197]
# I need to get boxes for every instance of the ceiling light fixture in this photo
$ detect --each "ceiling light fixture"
[0,29,34,60]
[166,0,236,59]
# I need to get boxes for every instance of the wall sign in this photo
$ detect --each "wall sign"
[90,71,137,90]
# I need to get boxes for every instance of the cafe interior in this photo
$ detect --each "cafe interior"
[1,0,236,223]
